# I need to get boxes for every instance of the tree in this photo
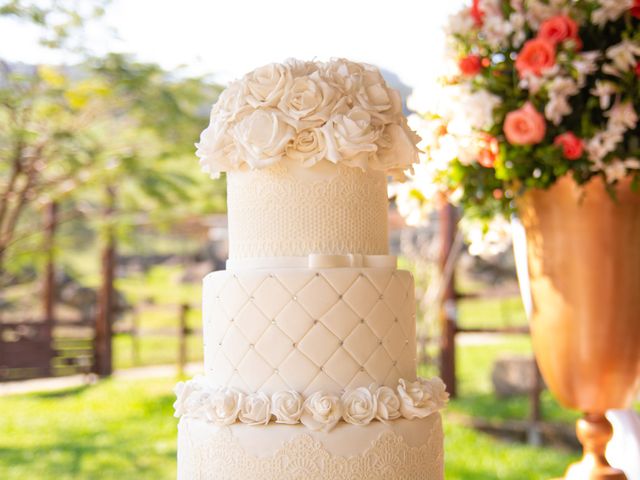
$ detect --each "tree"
[0,3,224,287]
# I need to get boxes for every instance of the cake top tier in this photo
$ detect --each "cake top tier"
[196,58,420,181]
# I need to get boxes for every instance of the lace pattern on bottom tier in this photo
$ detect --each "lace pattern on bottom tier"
[178,419,444,480]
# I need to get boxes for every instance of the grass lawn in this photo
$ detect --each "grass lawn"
[0,337,580,480]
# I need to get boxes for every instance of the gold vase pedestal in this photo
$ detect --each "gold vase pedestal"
[519,175,640,480]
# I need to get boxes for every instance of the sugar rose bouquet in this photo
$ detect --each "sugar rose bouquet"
[196,58,420,181]
[414,0,640,219]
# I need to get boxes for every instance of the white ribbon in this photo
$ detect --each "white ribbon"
[226,254,397,270]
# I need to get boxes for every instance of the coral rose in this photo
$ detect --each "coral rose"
[459,55,482,76]
[554,132,584,160]
[470,0,484,26]
[476,133,500,168]
[538,15,581,49]
[515,39,556,77]
[503,102,547,146]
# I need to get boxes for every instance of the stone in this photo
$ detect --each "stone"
[491,354,544,398]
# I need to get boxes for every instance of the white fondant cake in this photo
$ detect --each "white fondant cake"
[176,58,447,480]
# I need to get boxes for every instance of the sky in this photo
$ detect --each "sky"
[0,0,463,104]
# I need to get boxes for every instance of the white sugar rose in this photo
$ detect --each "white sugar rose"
[212,80,251,122]
[322,58,365,96]
[324,107,379,168]
[173,380,200,418]
[196,124,240,179]
[238,392,271,426]
[420,377,450,408]
[374,385,401,422]
[301,391,343,432]
[204,387,243,426]
[277,73,337,128]
[271,391,303,424]
[285,128,328,167]
[398,378,440,420]
[244,63,292,108]
[371,123,418,174]
[355,69,402,125]
[285,58,319,76]
[341,387,377,426]
[232,109,295,168]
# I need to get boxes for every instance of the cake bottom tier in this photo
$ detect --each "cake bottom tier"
[177,414,444,480]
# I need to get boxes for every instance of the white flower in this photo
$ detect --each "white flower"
[301,392,343,432]
[204,387,243,426]
[238,392,271,426]
[591,80,618,110]
[525,0,564,29]
[592,0,633,27]
[285,58,319,76]
[586,130,624,164]
[371,123,418,174]
[243,63,293,108]
[323,107,379,168]
[232,109,295,168]
[462,216,513,258]
[603,160,630,183]
[421,377,450,408]
[482,16,514,49]
[374,385,402,422]
[341,387,377,426]
[444,10,475,36]
[285,128,329,167]
[605,40,640,75]
[271,391,303,424]
[607,102,638,132]
[509,12,527,47]
[355,69,402,125]
[213,80,251,122]
[321,58,365,95]
[545,77,579,125]
[196,124,240,179]
[464,90,501,130]
[277,73,338,129]
[173,380,199,418]
[398,378,441,419]
[573,52,601,86]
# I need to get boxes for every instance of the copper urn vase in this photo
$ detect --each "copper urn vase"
[518,175,640,480]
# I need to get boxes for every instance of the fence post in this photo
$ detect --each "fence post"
[94,187,116,377]
[178,303,190,377]
[43,201,57,376]
[439,200,458,398]
[528,358,544,445]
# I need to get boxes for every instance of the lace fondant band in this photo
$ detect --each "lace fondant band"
[178,416,444,480]
[174,376,448,432]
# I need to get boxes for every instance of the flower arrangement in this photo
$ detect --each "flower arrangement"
[196,59,420,180]
[173,376,448,432]
[412,0,640,220]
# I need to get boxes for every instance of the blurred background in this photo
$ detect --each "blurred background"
[0,1,584,479]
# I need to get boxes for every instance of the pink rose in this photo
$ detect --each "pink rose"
[459,55,482,76]
[554,132,583,160]
[503,103,546,146]
[515,39,556,78]
[538,15,580,49]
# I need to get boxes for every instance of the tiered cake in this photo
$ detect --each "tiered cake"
[174,59,447,480]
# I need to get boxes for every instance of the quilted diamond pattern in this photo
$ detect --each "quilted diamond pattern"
[203,268,417,395]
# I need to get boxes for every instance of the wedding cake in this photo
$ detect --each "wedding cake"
[174,58,447,480]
